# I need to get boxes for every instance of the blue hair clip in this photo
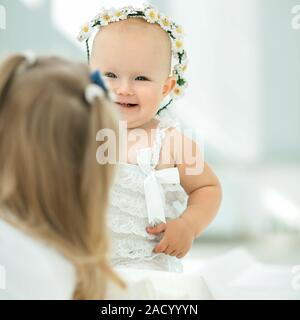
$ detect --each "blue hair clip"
[90,70,108,94]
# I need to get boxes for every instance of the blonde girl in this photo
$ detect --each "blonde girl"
[0,54,124,299]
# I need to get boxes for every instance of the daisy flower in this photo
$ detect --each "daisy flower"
[159,15,172,32]
[173,60,188,76]
[144,8,158,23]
[110,8,127,21]
[172,38,184,53]
[77,22,92,42]
[170,84,184,99]
[172,24,185,39]
[99,10,112,26]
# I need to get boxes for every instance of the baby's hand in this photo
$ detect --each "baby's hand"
[146,218,195,259]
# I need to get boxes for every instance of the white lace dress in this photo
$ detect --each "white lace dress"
[107,118,188,272]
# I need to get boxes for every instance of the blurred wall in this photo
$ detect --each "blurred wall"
[0,0,84,60]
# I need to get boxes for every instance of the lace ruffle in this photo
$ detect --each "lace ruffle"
[111,254,171,272]
[109,186,147,218]
[110,232,159,259]
[107,207,157,239]
[107,203,184,240]
[110,234,183,273]
[110,185,185,219]
[115,164,145,194]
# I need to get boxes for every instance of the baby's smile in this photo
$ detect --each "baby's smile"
[115,101,139,110]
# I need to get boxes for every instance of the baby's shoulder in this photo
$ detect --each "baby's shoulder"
[156,126,181,169]
[160,125,202,166]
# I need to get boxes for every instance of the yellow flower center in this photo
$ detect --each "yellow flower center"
[116,11,122,17]
[83,26,89,33]
[103,15,110,21]
[174,88,181,94]
[162,18,170,26]
[176,40,183,49]
[149,11,156,19]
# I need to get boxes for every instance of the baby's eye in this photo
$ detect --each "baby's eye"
[104,72,117,79]
[135,76,149,81]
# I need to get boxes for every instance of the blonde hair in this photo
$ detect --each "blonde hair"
[0,54,125,299]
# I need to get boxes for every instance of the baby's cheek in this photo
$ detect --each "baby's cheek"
[140,87,163,109]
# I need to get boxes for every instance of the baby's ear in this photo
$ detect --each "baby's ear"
[162,76,176,97]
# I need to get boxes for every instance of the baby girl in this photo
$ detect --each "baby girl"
[78,4,222,272]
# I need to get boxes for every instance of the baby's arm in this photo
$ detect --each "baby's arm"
[147,128,222,258]
[177,130,222,238]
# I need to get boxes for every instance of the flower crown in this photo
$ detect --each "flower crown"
[77,4,188,112]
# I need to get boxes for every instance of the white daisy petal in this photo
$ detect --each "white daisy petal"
[159,15,172,32]
[99,10,112,25]
[173,60,188,77]
[121,5,134,14]
[108,8,116,21]
[172,24,185,39]
[114,9,127,21]
[77,22,92,42]
[145,8,158,23]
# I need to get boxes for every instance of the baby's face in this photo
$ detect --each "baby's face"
[91,18,176,129]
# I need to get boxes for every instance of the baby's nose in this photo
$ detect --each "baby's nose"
[116,79,134,96]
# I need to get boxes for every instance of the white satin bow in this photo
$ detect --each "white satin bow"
[137,148,180,226]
